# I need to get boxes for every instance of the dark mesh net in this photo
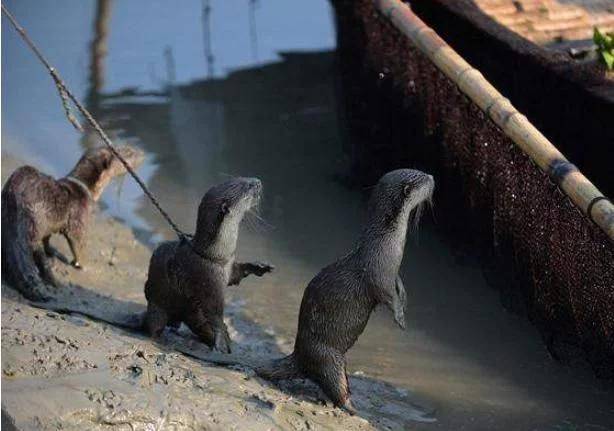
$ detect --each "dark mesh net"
[332,0,614,379]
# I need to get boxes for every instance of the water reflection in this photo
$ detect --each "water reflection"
[95,49,356,261]
[201,0,215,78]
[86,0,112,110]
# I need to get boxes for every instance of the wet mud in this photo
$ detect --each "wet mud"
[1,159,436,430]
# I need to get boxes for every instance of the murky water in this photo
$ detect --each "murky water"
[2,1,613,430]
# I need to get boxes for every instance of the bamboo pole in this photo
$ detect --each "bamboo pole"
[374,0,614,242]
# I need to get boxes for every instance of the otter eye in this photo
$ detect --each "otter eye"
[403,184,412,196]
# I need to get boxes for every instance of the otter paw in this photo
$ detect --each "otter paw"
[340,399,357,416]
[251,262,275,276]
[213,331,232,354]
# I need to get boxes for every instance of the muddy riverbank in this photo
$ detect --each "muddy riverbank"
[1,156,436,431]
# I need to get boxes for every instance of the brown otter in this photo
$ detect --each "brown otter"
[1,145,144,301]
[256,168,434,414]
[143,177,274,353]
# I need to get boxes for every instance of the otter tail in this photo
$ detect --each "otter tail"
[1,188,48,302]
[255,353,302,381]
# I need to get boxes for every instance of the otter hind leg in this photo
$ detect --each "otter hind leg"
[144,302,168,337]
[1,211,49,301]
[8,244,50,302]
[33,246,57,287]
[304,347,356,415]
[185,311,231,354]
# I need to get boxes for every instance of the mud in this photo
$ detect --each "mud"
[1,156,436,430]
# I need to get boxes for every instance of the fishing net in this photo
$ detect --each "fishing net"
[332,0,614,379]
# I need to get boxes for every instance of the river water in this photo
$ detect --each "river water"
[2,1,613,430]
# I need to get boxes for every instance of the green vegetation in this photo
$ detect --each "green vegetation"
[593,27,614,70]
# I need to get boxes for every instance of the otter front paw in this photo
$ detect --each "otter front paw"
[248,262,274,277]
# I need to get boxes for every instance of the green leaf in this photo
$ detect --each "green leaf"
[594,27,614,70]
[602,51,614,70]
[594,27,605,47]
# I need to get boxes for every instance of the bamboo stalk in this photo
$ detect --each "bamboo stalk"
[374,0,614,241]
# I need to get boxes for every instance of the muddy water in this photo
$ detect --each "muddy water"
[2,1,613,430]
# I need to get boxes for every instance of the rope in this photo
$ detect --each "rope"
[2,4,189,241]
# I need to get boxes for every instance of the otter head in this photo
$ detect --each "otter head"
[69,145,145,201]
[193,177,262,255]
[366,168,434,234]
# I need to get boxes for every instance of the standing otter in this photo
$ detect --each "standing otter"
[144,177,274,353]
[256,169,434,414]
[1,146,144,301]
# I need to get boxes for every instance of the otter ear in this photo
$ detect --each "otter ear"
[220,202,230,216]
[403,184,412,196]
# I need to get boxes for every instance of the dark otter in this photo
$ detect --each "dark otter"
[256,169,434,414]
[1,146,144,301]
[144,177,274,353]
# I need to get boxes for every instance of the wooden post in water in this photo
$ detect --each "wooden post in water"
[374,0,614,241]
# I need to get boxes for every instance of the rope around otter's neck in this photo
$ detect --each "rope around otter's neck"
[1,4,189,243]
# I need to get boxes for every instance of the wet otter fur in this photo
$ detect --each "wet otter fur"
[1,146,144,301]
[256,169,434,414]
[144,177,274,353]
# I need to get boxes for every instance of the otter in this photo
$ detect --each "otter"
[143,177,274,353]
[1,146,144,301]
[256,169,434,414]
